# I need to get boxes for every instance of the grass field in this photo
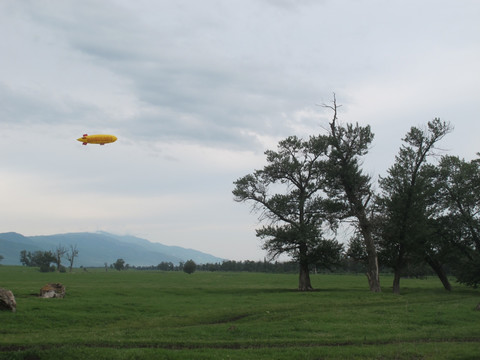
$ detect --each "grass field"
[1,266,479,359]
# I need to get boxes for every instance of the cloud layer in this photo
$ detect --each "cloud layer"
[1,0,479,260]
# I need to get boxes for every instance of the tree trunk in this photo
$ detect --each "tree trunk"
[425,256,452,291]
[393,246,405,295]
[357,210,381,292]
[364,233,381,293]
[298,261,313,291]
[393,269,401,295]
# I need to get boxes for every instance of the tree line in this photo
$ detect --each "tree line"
[233,96,479,293]
[134,260,300,273]
[19,244,79,272]
[15,248,447,279]
[133,258,437,276]
[135,260,198,274]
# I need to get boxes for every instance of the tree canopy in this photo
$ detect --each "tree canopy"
[376,119,452,294]
[432,154,480,287]
[183,259,197,274]
[233,135,343,290]
[322,97,381,292]
[234,98,478,292]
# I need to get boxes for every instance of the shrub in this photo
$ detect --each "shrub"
[183,260,196,274]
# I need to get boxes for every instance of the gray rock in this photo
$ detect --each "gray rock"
[0,288,16,312]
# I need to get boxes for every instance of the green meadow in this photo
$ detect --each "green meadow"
[1,266,479,359]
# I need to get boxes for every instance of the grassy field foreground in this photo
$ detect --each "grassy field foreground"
[0,266,479,359]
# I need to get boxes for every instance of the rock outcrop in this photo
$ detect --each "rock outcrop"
[40,283,66,298]
[0,288,16,312]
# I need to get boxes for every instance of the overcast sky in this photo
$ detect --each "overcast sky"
[1,0,479,261]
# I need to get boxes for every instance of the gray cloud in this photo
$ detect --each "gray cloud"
[7,0,330,149]
[1,0,479,260]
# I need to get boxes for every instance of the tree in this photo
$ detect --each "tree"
[377,119,452,294]
[37,251,56,272]
[310,238,344,271]
[20,250,56,271]
[66,244,79,272]
[322,96,381,292]
[433,154,480,287]
[54,245,67,271]
[346,234,368,262]
[0,254,3,263]
[183,259,197,274]
[20,250,31,266]
[157,262,175,271]
[113,258,125,271]
[20,250,56,272]
[233,135,342,291]
[344,234,372,274]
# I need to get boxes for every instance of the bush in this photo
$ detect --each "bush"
[113,258,125,271]
[183,260,196,274]
[39,264,56,273]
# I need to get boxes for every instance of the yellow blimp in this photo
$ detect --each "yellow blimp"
[77,134,118,146]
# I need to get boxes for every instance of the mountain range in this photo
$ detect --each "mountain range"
[0,231,225,267]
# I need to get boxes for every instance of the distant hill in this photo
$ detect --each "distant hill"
[0,231,225,267]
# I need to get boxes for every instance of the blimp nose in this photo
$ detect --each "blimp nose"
[111,136,118,142]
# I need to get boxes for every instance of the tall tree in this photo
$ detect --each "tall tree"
[433,154,480,287]
[54,245,67,271]
[66,244,79,272]
[20,250,31,266]
[377,119,452,294]
[322,97,381,292]
[233,135,342,291]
